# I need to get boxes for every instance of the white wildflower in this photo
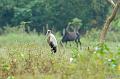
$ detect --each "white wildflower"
[108,59,112,62]
[70,57,73,63]
[95,46,99,51]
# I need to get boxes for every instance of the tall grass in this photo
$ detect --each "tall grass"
[0,28,120,79]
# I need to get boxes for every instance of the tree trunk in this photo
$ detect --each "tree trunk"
[99,1,120,43]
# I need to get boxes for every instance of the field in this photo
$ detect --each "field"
[0,29,120,79]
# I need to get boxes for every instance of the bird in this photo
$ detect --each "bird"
[46,30,57,53]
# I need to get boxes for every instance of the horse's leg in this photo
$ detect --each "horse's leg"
[65,41,67,47]
[69,41,72,47]
[78,40,81,46]
[78,39,82,49]
[75,40,78,47]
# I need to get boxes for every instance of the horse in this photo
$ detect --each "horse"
[60,30,81,47]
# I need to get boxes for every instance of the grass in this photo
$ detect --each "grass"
[0,31,120,79]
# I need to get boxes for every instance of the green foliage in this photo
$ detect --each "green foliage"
[2,21,32,34]
[84,28,100,41]
[7,76,15,79]
[68,18,82,31]
[95,43,110,55]
[111,15,120,31]
[93,43,120,70]
[2,63,10,71]
[0,0,110,32]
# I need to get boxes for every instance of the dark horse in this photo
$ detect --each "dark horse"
[60,30,81,47]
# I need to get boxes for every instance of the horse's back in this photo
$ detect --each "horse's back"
[67,32,78,41]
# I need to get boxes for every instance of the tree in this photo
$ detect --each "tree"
[99,0,120,43]
[0,0,110,32]
[68,18,82,31]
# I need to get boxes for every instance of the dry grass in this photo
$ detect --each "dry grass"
[0,32,120,79]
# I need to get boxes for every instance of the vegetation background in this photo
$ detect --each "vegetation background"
[0,0,115,32]
[0,0,120,79]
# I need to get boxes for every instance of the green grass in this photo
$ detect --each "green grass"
[0,32,120,79]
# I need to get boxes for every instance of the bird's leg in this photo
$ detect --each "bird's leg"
[51,47,57,54]
[51,48,54,54]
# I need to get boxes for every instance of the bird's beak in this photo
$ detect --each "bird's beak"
[46,32,48,36]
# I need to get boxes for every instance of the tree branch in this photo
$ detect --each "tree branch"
[108,0,116,7]
[99,0,120,43]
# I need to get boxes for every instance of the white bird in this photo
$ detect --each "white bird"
[46,30,57,53]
